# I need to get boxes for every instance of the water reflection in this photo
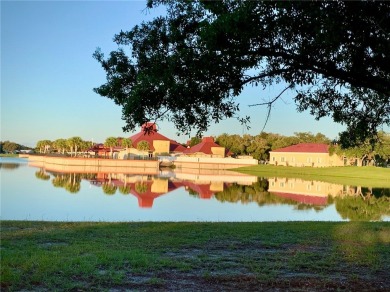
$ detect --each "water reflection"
[267,177,390,221]
[29,165,390,221]
[0,162,21,170]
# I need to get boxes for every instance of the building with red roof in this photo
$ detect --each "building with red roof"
[184,137,232,157]
[269,143,344,167]
[128,123,186,156]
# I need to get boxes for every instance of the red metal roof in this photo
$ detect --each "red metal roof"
[272,143,329,153]
[129,180,184,208]
[129,123,186,152]
[184,137,231,156]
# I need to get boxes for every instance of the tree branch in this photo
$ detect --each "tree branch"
[249,84,293,133]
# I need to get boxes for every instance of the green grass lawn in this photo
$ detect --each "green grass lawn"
[235,165,390,188]
[1,221,389,291]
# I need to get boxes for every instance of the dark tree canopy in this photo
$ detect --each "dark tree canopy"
[94,0,390,145]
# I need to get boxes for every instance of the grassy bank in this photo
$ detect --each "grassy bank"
[235,165,390,188]
[1,221,389,291]
[0,154,18,158]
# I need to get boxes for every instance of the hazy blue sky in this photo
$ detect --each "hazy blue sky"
[1,0,361,147]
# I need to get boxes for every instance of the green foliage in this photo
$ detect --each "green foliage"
[104,137,119,148]
[0,141,25,153]
[94,1,390,145]
[216,131,331,160]
[135,182,148,194]
[335,190,390,221]
[121,137,133,149]
[119,185,131,195]
[53,139,68,154]
[137,140,150,151]
[35,170,50,181]
[336,131,390,166]
[67,137,83,157]
[36,140,52,154]
[188,137,201,147]
[102,183,117,195]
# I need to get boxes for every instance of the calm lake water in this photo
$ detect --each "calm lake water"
[1,157,389,222]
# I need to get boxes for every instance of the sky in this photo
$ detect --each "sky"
[1,0,361,147]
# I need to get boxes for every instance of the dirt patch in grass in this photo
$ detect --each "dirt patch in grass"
[104,242,389,291]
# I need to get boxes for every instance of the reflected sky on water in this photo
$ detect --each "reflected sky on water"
[1,157,389,222]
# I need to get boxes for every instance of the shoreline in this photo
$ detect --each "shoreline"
[24,154,259,172]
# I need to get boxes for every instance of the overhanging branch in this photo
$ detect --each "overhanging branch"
[249,84,293,133]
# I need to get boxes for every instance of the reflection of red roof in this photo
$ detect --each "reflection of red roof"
[182,181,228,199]
[272,143,329,153]
[129,180,184,208]
[129,123,186,152]
[271,192,328,205]
[184,137,231,156]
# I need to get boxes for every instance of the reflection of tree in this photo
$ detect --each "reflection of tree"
[50,173,81,194]
[52,174,68,188]
[135,182,148,194]
[102,183,117,195]
[80,173,97,180]
[35,169,50,180]
[119,185,131,195]
[335,188,390,221]
[188,188,199,197]
[0,163,20,170]
[214,179,273,204]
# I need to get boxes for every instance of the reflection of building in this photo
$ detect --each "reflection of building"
[87,170,258,208]
[269,143,344,167]
[267,177,346,205]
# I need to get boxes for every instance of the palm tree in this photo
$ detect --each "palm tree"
[42,140,52,153]
[136,140,150,158]
[67,137,83,157]
[102,183,117,195]
[53,138,67,155]
[121,138,133,159]
[104,137,119,159]
[35,169,50,180]
[36,140,52,154]
[36,140,44,153]
[119,185,131,195]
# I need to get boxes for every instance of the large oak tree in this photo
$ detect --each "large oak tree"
[94,0,390,146]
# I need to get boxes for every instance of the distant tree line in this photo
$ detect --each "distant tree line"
[215,131,331,161]
[214,131,390,166]
[34,136,135,158]
[0,141,32,154]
